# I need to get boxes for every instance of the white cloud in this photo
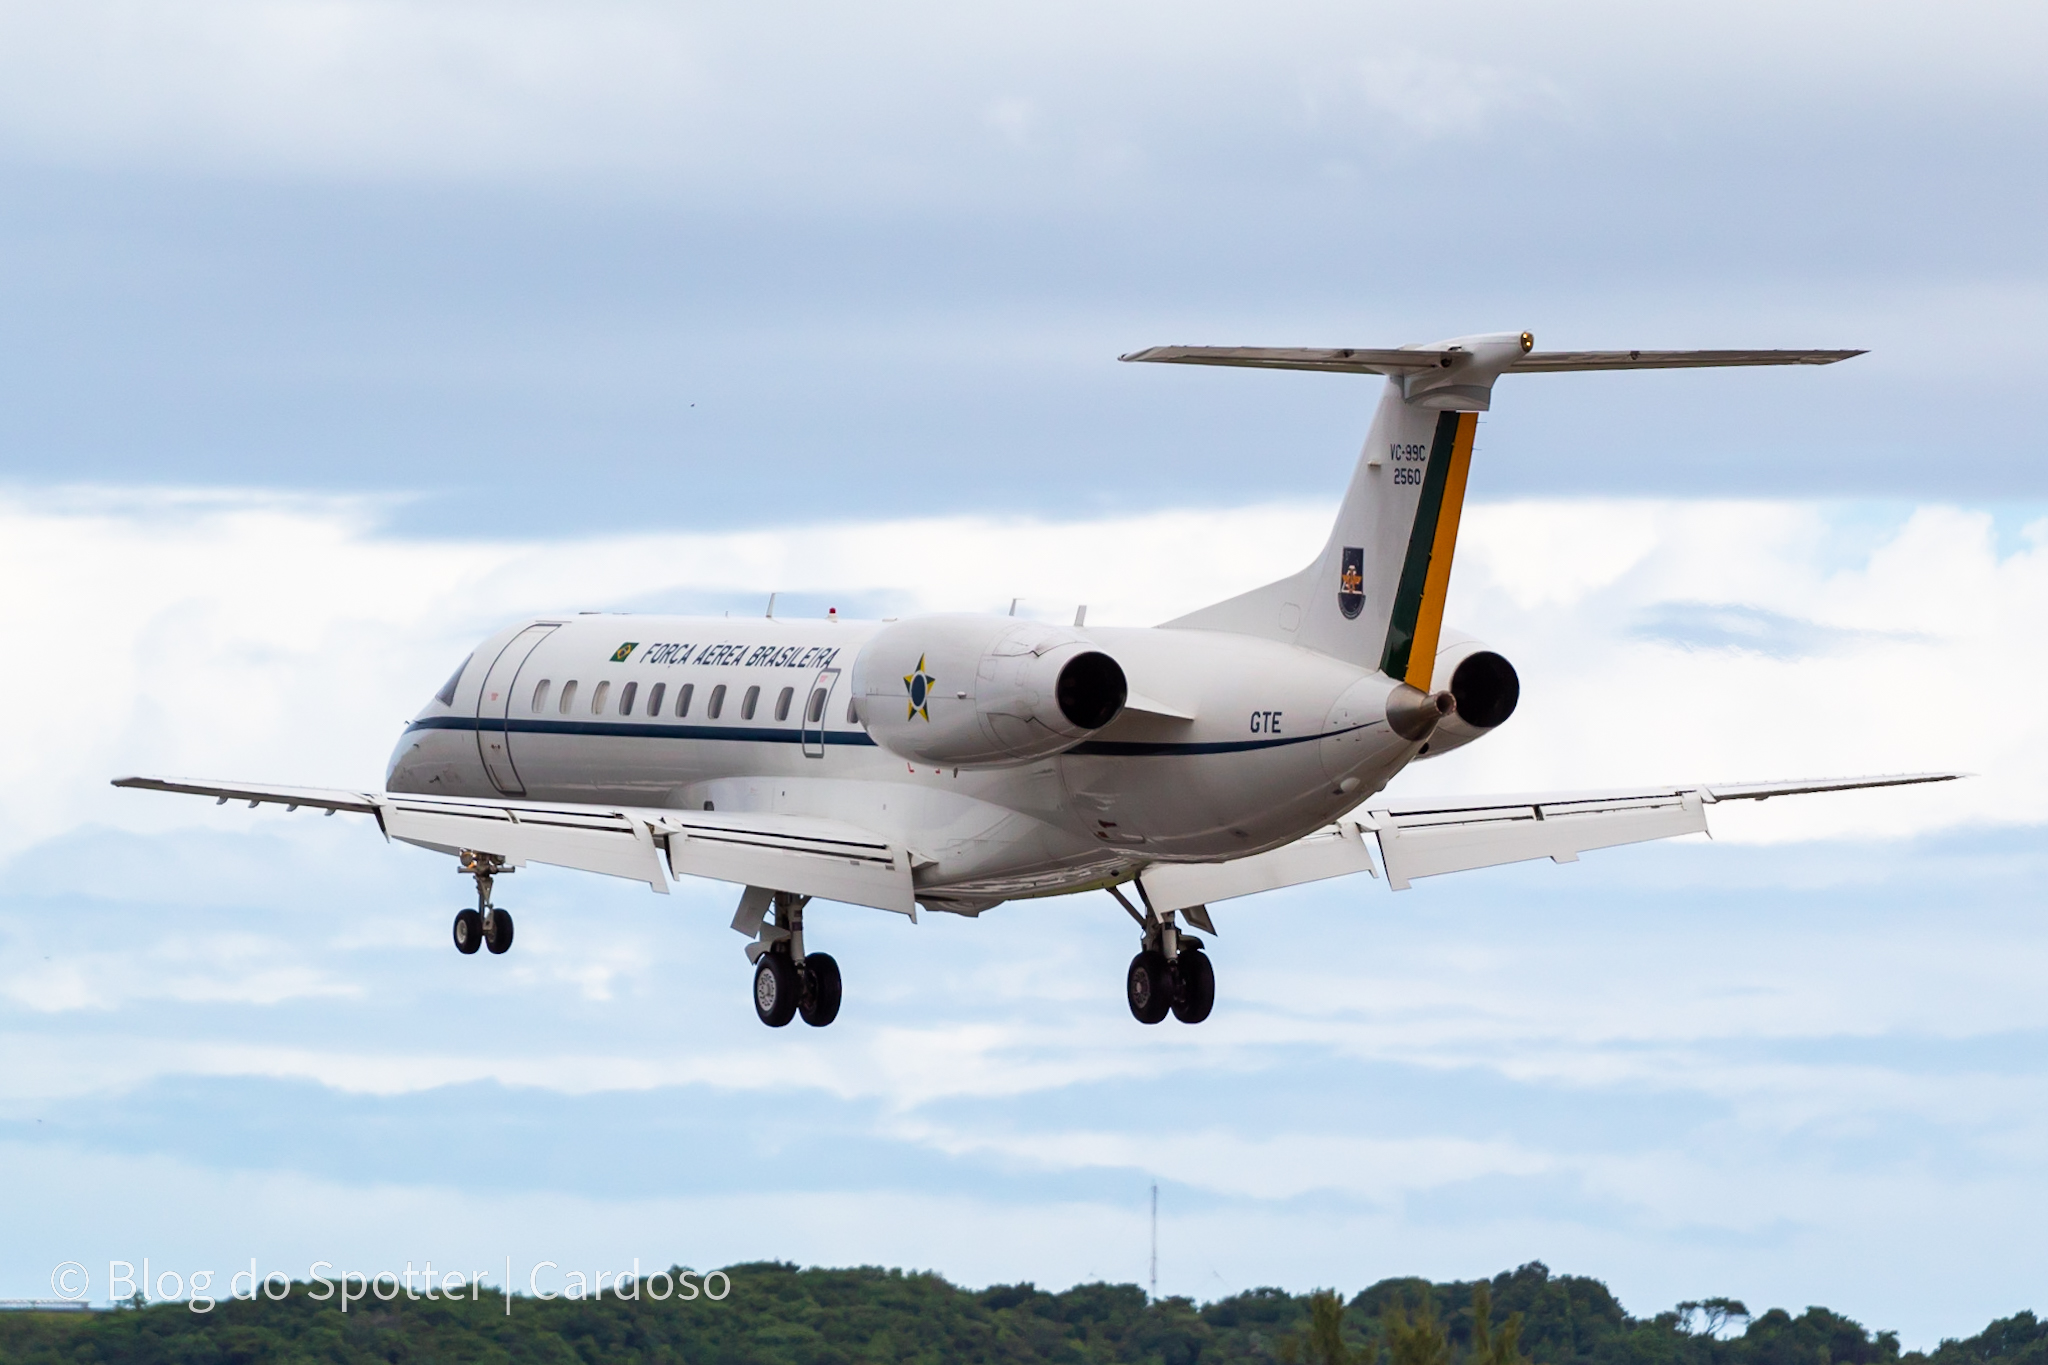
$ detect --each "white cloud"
[4,489,2046,1334]
[8,487,2030,862]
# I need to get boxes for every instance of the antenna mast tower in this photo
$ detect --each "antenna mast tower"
[1149,1182,1158,1299]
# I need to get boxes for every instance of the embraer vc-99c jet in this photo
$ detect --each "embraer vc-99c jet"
[120,332,1957,1029]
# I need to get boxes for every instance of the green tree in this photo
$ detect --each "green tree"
[1280,1288,1368,1365]
[1473,1280,1533,1365]
[1386,1291,1453,1365]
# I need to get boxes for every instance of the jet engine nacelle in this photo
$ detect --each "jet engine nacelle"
[852,614,1128,768]
[1417,631,1522,759]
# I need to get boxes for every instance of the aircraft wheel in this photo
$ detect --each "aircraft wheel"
[1126,951,1172,1024]
[799,953,842,1027]
[754,953,798,1027]
[485,909,514,955]
[453,909,483,955]
[1171,946,1215,1024]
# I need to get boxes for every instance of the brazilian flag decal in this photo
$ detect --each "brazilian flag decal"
[611,642,639,663]
[1379,411,1478,689]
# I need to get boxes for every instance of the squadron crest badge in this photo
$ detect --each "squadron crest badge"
[904,654,936,721]
[1337,547,1365,619]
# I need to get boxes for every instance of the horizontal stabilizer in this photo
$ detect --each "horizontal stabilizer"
[1120,345,1863,376]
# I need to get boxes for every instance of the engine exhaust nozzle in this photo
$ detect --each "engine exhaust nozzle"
[1386,684,1456,741]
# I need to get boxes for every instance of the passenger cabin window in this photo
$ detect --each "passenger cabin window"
[707,684,726,719]
[592,680,611,714]
[846,697,860,724]
[741,685,760,720]
[677,683,694,717]
[774,686,794,722]
[531,680,552,713]
[647,682,666,716]
[619,681,638,716]
[434,655,473,707]
[559,680,579,714]
[807,688,828,723]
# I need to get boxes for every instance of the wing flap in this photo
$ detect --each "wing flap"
[653,812,916,916]
[381,795,672,893]
[114,777,914,910]
[1366,792,1707,890]
[1364,771,1962,889]
[1138,819,1378,914]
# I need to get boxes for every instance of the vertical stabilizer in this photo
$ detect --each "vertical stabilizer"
[1163,333,1521,683]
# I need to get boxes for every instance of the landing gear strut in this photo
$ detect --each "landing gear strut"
[1112,884,1214,1025]
[453,850,514,957]
[742,890,842,1028]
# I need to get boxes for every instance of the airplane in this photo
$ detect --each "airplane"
[116,331,1959,1030]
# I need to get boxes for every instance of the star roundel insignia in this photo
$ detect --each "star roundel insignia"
[904,654,936,721]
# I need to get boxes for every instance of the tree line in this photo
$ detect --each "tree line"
[1,1259,2042,1365]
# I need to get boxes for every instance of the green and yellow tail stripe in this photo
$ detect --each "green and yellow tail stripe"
[1379,410,1478,689]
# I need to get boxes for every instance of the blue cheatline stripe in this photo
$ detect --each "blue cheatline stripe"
[410,714,878,746]
[1070,726,1365,756]
[405,713,1382,758]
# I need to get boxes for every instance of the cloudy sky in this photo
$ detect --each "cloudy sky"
[1,0,2045,1346]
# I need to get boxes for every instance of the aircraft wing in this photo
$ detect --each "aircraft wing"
[112,777,917,914]
[1136,772,1963,910]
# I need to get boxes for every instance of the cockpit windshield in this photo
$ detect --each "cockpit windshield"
[433,654,473,707]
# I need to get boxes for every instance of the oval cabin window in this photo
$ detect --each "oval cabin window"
[619,681,638,716]
[531,680,552,713]
[647,682,666,716]
[558,681,579,714]
[677,683,694,717]
[741,685,761,720]
[774,686,794,721]
[807,688,827,723]
[707,684,726,719]
[591,680,611,715]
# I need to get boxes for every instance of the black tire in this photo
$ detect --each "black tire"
[799,953,843,1027]
[453,909,483,955]
[485,908,514,955]
[754,953,798,1027]
[1171,947,1215,1024]
[1126,951,1171,1024]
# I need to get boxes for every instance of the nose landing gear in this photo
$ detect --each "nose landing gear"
[452,851,515,957]
[1112,884,1214,1025]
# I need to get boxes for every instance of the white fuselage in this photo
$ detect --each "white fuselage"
[387,614,1427,907]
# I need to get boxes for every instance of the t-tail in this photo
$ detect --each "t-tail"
[1133,332,1862,686]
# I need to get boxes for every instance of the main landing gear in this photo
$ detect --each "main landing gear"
[452,850,514,957]
[743,891,842,1028]
[1111,885,1215,1025]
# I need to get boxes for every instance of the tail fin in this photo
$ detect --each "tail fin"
[1158,333,1513,686]
[1145,332,1861,684]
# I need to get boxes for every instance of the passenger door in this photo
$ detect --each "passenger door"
[475,624,558,795]
[801,668,840,758]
